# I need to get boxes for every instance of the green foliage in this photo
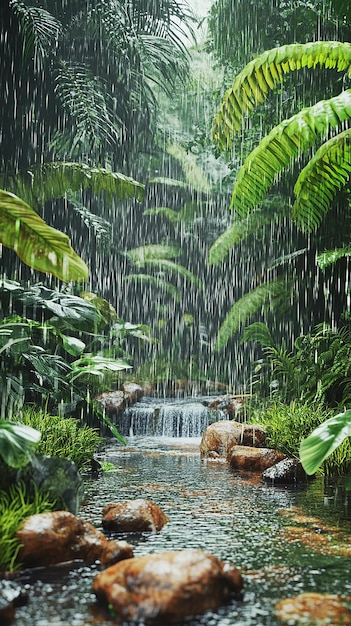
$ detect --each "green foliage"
[0,189,88,282]
[0,420,40,468]
[215,279,290,350]
[212,41,351,149]
[18,408,101,470]
[300,409,351,476]
[0,482,57,572]
[251,400,332,459]
[317,247,351,269]
[125,244,181,264]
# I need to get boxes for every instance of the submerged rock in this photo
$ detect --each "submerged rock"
[200,420,267,459]
[275,592,351,624]
[228,445,286,472]
[102,499,169,532]
[93,549,243,624]
[0,580,28,624]
[16,511,133,569]
[261,458,308,484]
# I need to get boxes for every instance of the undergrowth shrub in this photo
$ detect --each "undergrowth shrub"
[250,400,351,476]
[0,482,56,572]
[18,407,102,470]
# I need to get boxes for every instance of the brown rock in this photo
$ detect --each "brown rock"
[261,458,308,484]
[16,511,133,568]
[200,420,267,458]
[275,592,351,624]
[228,446,286,471]
[207,394,246,418]
[95,390,126,416]
[93,549,243,624]
[122,382,144,403]
[102,499,169,532]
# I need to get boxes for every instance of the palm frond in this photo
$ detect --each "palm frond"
[167,144,211,193]
[143,207,180,223]
[209,201,290,265]
[124,274,180,301]
[10,1,61,71]
[213,41,351,150]
[0,162,144,209]
[317,247,351,269]
[240,322,275,348]
[230,90,351,215]
[134,259,202,288]
[0,190,88,282]
[125,244,180,264]
[66,192,112,244]
[293,128,351,231]
[215,279,290,351]
[52,61,121,157]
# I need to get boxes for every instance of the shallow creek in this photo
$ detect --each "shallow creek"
[13,434,351,626]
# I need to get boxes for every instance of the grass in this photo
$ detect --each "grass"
[18,407,102,470]
[0,482,57,572]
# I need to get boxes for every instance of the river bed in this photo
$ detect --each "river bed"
[13,434,351,625]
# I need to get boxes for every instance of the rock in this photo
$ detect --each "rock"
[122,382,144,403]
[206,394,246,418]
[0,580,28,623]
[16,511,133,569]
[20,455,84,514]
[275,592,351,624]
[262,458,308,484]
[93,549,243,624]
[102,499,169,532]
[227,446,286,472]
[200,420,267,458]
[95,383,144,417]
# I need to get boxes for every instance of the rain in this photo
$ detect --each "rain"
[2,0,351,624]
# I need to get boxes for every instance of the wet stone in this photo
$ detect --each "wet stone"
[275,592,351,624]
[0,580,28,624]
[93,549,243,624]
[102,499,169,532]
[228,445,286,472]
[261,458,309,484]
[200,420,267,459]
[16,511,133,569]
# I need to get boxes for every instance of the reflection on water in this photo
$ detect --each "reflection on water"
[14,436,351,626]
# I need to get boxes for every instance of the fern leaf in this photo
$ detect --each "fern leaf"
[0,162,144,208]
[317,247,351,269]
[240,322,275,348]
[213,41,351,149]
[0,190,88,282]
[293,128,351,231]
[215,280,289,351]
[124,274,180,301]
[133,259,202,288]
[230,90,351,215]
[125,244,180,264]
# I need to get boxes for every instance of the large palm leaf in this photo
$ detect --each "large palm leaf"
[1,162,144,209]
[230,90,351,216]
[293,128,351,231]
[215,279,290,351]
[212,41,351,149]
[0,190,88,282]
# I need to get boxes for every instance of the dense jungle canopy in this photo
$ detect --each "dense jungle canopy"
[2,0,351,410]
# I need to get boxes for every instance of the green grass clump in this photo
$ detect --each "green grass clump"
[18,407,102,470]
[0,482,56,572]
[250,400,351,476]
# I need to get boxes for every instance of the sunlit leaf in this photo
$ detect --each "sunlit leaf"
[0,189,88,282]
[0,420,41,468]
[300,409,351,474]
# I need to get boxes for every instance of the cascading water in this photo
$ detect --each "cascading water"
[119,396,227,438]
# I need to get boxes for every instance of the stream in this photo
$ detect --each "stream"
[12,398,351,625]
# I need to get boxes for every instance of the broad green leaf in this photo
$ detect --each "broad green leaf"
[300,409,351,474]
[134,259,202,288]
[167,144,211,193]
[126,244,180,264]
[1,162,144,208]
[0,189,88,282]
[61,335,86,356]
[69,355,132,382]
[293,129,351,232]
[0,420,41,468]
[213,41,351,150]
[124,274,180,301]
[230,91,351,216]
[215,279,289,351]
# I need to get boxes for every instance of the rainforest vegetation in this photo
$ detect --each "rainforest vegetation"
[2,0,351,570]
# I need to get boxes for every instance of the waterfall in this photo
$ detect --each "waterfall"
[119,397,227,438]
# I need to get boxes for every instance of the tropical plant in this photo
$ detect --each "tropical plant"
[0,420,41,469]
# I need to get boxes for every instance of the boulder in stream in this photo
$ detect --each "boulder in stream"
[102,499,169,532]
[228,445,286,471]
[16,511,133,569]
[200,420,267,459]
[275,592,351,624]
[93,549,243,624]
[261,458,309,484]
